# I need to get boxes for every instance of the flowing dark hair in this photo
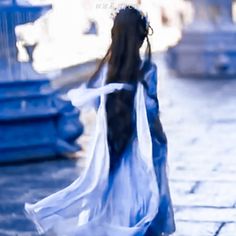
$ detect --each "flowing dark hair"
[91,6,152,172]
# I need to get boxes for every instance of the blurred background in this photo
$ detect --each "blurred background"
[0,1,236,235]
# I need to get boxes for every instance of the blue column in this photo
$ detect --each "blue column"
[0,2,83,163]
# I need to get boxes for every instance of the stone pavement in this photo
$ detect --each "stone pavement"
[0,159,82,236]
[157,56,236,236]
[0,55,236,235]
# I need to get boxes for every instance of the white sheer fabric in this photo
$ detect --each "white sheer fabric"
[25,80,159,236]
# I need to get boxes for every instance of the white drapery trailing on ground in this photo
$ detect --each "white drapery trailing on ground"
[25,80,160,236]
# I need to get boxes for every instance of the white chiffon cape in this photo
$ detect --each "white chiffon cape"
[25,78,160,236]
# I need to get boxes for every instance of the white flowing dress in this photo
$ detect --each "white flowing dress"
[24,65,167,236]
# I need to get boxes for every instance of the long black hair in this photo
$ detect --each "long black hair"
[91,6,152,172]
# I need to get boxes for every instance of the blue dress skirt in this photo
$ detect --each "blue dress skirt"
[25,63,175,236]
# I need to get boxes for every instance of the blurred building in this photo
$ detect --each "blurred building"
[167,0,236,77]
[0,1,83,163]
[15,0,192,73]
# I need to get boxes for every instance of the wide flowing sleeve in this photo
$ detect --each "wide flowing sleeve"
[143,63,168,156]
[143,63,160,133]
[144,63,176,235]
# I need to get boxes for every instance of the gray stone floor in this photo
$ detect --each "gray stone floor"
[0,159,82,236]
[0,56,236,235]
[158,57,236,236]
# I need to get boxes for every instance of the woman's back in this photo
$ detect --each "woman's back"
[89,61,160,169]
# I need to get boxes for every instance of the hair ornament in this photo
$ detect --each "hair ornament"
[110,5,152,35]
[111,5,144,19]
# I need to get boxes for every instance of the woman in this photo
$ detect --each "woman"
[25,6,175,236]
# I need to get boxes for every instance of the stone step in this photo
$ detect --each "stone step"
[173,221,220,236]
[175,207,236,223]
